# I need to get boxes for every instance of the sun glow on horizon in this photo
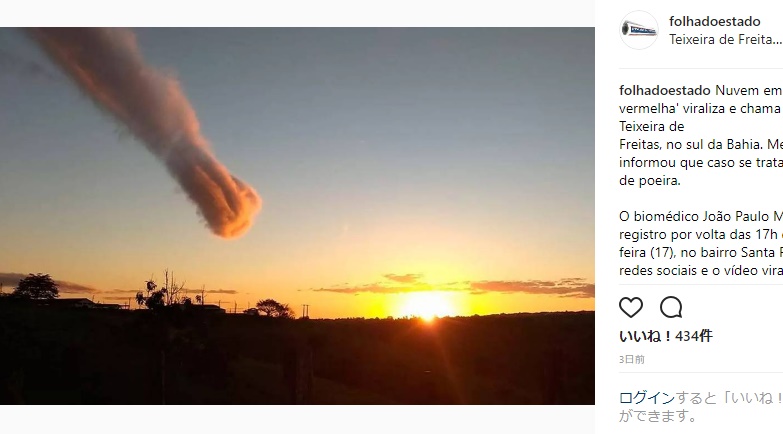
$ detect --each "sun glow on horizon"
[396,290,459,321]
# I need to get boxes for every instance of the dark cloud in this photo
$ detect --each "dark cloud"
[0,272,99,294]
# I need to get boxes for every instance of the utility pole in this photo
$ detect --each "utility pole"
[161,349,166,405]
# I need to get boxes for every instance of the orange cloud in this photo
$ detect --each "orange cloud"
[383,273,423,284]
[313,275,594,298]
[315,284,415,294]
[470,278,594,298]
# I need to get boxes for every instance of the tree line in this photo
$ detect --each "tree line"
[1,271,297,318]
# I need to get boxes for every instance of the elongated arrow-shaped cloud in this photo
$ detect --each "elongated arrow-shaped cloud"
[30,28,261,238]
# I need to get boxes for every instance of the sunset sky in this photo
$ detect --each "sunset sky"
[0,28,594,318]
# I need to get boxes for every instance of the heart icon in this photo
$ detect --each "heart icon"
[619,297,643,318]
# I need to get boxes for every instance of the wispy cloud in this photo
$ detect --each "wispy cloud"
[383,273,423,284]
[0,48,58,81]
[180,288,238,295]
[102,296,135,301]
[0,271,234,299]
[315,284,415,294]
[205,289,237,295]
[0,272,100,294]
[470,278,594,298]
[58,280,102,294]
[101,288,139,295]
[313,275,594,298]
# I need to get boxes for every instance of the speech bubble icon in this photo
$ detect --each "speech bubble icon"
[660,296,683,318]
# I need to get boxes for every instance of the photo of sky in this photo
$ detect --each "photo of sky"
[0,28,594,319]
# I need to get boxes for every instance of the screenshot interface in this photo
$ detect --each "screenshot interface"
[598,1,783,431]
[6,1,783,433]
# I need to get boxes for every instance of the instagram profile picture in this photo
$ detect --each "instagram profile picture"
[620,11,658,50]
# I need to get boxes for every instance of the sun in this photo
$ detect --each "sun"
[397,291,457,321]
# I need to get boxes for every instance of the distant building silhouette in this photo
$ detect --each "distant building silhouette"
[190,304,226,314]
[44,298,95,308]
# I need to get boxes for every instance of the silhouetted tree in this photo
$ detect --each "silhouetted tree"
[13,273,59,300]
[256,299,295,318]
[135,270,187,311]
[256,299,279,316]
[278,303,295,319]
[145,291,165,310]
[161,269,185,306]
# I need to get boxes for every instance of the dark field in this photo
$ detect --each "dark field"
[0,304,594,404]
